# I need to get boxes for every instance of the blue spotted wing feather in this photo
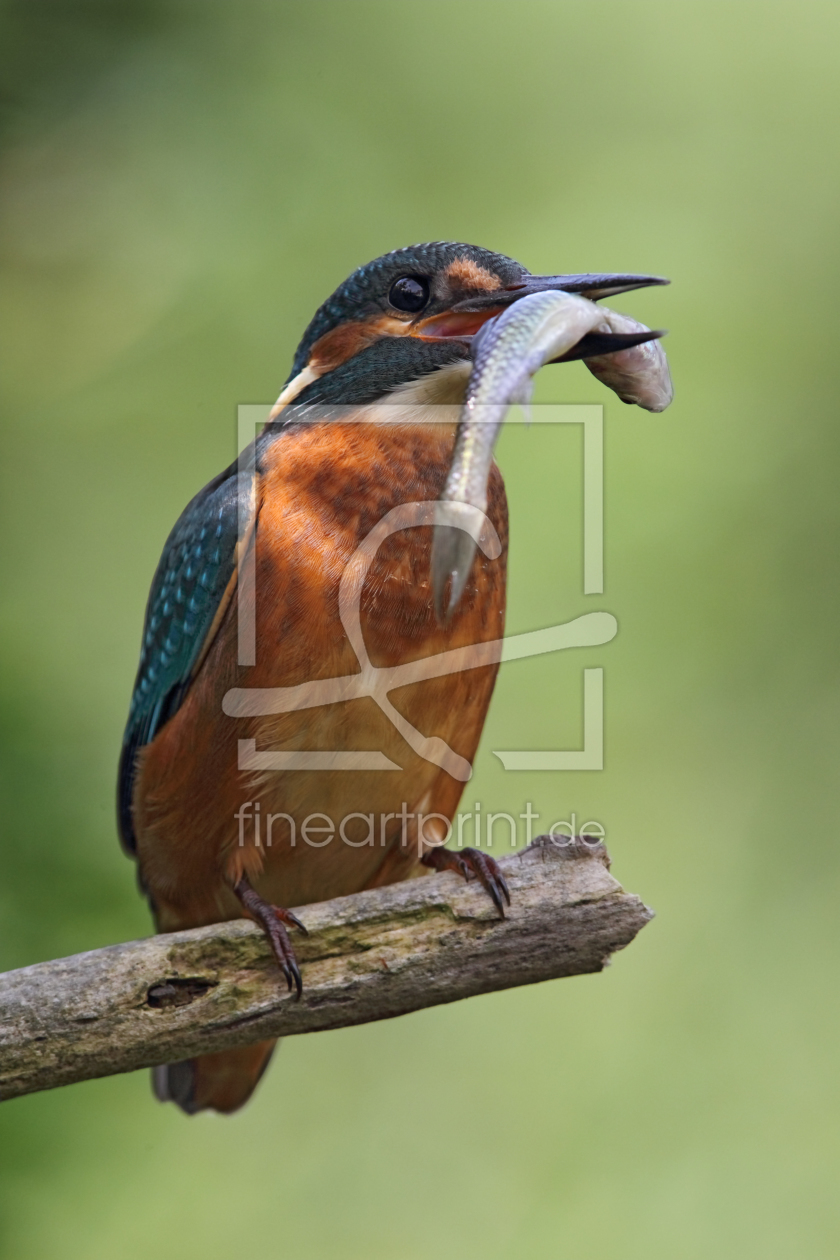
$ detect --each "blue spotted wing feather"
[117,459,244,854]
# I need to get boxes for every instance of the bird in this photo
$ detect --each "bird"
[118,241,668,1114]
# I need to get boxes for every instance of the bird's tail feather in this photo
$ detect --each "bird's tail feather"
[152,1039,278,1115]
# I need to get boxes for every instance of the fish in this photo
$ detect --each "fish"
[431,288,673,616]
[582,307,674,411]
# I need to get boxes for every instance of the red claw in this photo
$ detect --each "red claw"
[232,875,307,999]
[421,846,511,918]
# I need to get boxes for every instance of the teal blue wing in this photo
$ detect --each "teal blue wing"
[117,458,244,855]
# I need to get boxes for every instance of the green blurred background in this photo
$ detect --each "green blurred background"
[1,1,838,1256]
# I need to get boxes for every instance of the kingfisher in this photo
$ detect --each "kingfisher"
[118,242,670,1114]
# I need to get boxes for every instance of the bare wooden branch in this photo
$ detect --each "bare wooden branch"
[0,837,652,1101]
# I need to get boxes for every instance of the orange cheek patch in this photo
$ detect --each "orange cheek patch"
[444,257,502,292]
[309,315,407,373]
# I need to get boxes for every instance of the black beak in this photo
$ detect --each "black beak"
[449,272,669,313]
[416,271,669,355]
[445,272,668,362]
[550,326,666,363]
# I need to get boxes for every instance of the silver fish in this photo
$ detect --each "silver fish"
[432,288,672,617]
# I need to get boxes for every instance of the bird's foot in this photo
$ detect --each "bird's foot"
[232,875,308,999]
[420,846,511,918]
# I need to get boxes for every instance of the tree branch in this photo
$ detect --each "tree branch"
[0,837,652,1101]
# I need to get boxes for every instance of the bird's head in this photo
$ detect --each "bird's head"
[272,241,667,414]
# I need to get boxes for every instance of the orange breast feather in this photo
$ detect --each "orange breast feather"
[133,418,508,931]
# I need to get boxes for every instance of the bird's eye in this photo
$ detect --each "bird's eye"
[388,275,430,313]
